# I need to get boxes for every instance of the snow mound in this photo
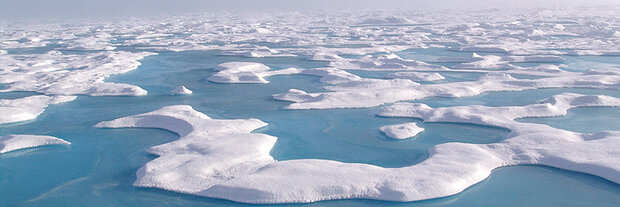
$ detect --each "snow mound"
[170,86,193,95]
[0,95,76,124]
[380,122,424,139]
[0,134,70,153]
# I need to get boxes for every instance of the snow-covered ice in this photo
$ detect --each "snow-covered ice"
[380,122,424,139]
[330,54,448,71]
[96,93,620,203]
[170,86,193,95]
[0,95,76,124]
[307,53,344,62]
[385,72,445,82]
[220,46,296,58]
[0,134,70,153]
[207,62,301,84]
[1,4,619,205]
[274,72,619,109]
[0,51,155,96]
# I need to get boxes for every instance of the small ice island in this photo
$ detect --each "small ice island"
[170,86,193,95]
[380,122,425,139]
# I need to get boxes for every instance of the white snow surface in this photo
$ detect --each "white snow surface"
[95,94,620,203]
[299,67,362,84]
[207,62,301,84]
[0,134,70,153]
[307,53,344,61]
[220,46,296,58]
[2,6,618,56]
[0,95,76,124]
[380,122,425,139]
[330,54,448,71]
[274,72,619,109]
[0,51,155,96]
[207,63,363,85]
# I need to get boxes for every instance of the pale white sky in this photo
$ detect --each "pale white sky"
[1,0,619,21]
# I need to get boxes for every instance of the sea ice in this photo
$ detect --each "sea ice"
[220,46,296,58]
[385,72,445,82]
[274,72,619,109]
[95,94,620,203]
[170,86,193,95]
[0,134,70,153]
[0,51,155,96]
[307,53,344,61]
[454,46,509,53]
[299,67,362,84]
[359,16,415,25]
[207,62,301,84]
[380,122,424,139]
[330,54,448,71]
[0,95,76,124]
[2,5,620,205]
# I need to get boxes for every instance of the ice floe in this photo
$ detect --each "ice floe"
[274,71,619,109]
[0,95,76,124]
[446,54,565,70]
[0,51,155,96]
[0,134,70,153]
[170,86,193,95]
[380,122,424,140]
[95,105,277,196]
[95,93,620,203]
[298,67,362,84]
[207,62,301,84]
[330,54,448,71]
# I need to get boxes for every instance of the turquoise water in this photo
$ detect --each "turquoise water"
[517,107,620,133]
[1,49,619,206]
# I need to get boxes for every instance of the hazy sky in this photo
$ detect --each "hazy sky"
[1,0,619,21]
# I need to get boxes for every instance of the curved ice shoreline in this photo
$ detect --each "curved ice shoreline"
[96,93,620,204]
[0,134,70,154]
[0,95,76,124]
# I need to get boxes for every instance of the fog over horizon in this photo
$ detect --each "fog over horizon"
[2,0,619,21]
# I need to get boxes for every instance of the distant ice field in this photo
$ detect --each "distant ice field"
[1,6,619,206]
